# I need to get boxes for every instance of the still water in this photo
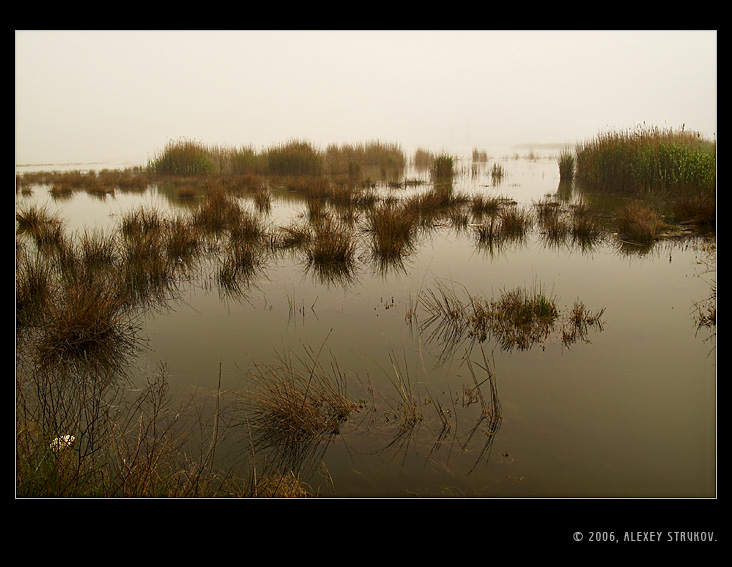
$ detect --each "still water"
[16,148,716,497]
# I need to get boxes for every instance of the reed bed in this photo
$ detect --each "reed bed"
[575,125,716,196]
[324,141,406,179]
[265,139,323,177]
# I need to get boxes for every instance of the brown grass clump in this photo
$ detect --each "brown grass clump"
[470,194,504,219]
[615,200,664,244]
[302,217,357,285]
[164,215,202,261]
[16,247,54,328]
[34,278,137,366]
[16,204,65,247]
[193,184,244,233]
[365,201,419,266]
[570,200,602,245]
[671,191,716,227]
[237,344,357,474]
[534,197,570,245]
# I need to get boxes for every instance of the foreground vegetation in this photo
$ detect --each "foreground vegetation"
[16,128,715,496]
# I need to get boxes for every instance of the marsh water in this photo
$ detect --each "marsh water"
[16,146,716,498]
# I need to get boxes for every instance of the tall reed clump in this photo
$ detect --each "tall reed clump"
[490,162,505,182]
[575,125,716,224]
[431,154,454,182]
[558,147,575,180]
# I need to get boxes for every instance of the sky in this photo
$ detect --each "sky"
[15,29,717,166]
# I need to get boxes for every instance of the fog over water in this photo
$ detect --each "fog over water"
[15,30,716,167]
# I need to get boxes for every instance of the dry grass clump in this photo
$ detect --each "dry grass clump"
[472,201,531,248]
[120,206,164,238]
[365,201,419,265]
[34,277,137,366]
[164,214,202,261]
[413,148,436,169]
[615,200,665,244]
[671,191,716,227]
[486,285,558,350]
[192,184,244,233]
[16,204,65,247]
[470,194,504,219]
[237,345,357,473]
[498,204,532,239]
[78,228,120,270]
[560,300,606,348]
[302,217,357,284]
[534,197,571,245]
[570,200,602,245]
[16,247,54,328]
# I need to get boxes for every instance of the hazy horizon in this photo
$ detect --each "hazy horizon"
[15,30,717,167]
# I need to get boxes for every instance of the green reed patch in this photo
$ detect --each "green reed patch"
[575,125,716,195]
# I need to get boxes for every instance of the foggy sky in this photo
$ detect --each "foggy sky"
[15,30,717,166]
